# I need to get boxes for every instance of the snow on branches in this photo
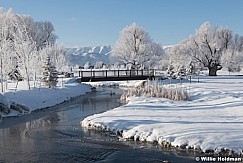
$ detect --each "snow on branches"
[170,22,243,76]
[42,56,58,88]
[111,23,164,69]
[0,8,67,91]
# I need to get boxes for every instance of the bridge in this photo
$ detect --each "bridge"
[75,69,156,82]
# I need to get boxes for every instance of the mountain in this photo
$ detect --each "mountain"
[163,44,176,54]
[65,44,175,67]
[65,45,112,66]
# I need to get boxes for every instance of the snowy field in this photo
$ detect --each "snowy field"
[82,76,243,154]
[1,77,91,117]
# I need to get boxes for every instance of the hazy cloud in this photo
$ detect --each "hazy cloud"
[67,17,77,21]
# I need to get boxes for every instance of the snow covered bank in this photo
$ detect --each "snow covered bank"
[1,78,91,117]
[83,80,147,88]
[82,77,243,155]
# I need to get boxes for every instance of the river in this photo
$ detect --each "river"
[0,88,196,163]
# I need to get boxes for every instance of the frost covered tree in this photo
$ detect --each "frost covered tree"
[21,15,57,50]
[166,64,175,81]
[42,56,58,88]
[171,22,234,76]
[176,65,186,81]
[0,9,11,92]
[111,23,164,69]
[31,21,57,49]
[221,48,242,74]
[84,61,91,69]
[39,44,68,73]
[94,60,104,69]
[0,8,65,90]
[233,34,243,52]
[13,19,38,90]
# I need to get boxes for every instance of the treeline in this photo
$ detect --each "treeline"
[0,8,67,91]
[111,22,243,76]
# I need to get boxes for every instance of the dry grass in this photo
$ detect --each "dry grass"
[121,80,189,102]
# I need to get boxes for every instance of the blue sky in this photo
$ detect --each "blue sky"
[1,0,243,47]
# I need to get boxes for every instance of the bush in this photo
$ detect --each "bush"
[121,81,189,102]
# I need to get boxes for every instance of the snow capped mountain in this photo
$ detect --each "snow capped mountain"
[163,44,176,54]
[65,44,174,67]
[65,45,112,66]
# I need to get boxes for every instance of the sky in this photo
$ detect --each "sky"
[1,0,243,48]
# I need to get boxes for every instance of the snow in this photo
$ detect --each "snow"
[82,76,243,154]
[1,77,91,117]
[83,80,146,88]
[0,93,10,109]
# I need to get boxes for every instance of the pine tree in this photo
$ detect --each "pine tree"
[186,62,195,84]
[8,66,23,81]
[176,65,186,84]
[42,56,58,88]
[166,64,175,80]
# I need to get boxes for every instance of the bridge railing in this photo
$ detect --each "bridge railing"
[77,69,155,78]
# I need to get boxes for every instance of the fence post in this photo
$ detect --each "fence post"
[106,70,107,77]
[93,70,95,77]
[118,70,119,77]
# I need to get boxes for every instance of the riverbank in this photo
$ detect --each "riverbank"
[1,77,91,117]
[82,77,243,156]
[0,87,196,163]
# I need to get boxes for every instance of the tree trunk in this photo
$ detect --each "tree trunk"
[0,58,3,92]
[24,66,31,90]
[208,66,218,76]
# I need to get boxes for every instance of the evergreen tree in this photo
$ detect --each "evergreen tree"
[186,62,195,84]
[176,65,186,84]
[42,56,58,88]
[8,66,23,81]
[166,64,175,80]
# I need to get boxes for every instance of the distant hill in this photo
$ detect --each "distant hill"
[65,45,112,66]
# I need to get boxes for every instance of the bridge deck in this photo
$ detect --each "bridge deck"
[75,69,155,82]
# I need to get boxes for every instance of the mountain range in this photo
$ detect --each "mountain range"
[65,45,112,66]
[65,45,174,67]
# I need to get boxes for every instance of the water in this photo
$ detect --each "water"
[0,88,196,163]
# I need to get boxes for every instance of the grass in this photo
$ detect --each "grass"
[121,80,189,102]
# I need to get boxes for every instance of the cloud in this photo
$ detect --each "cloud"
[67,17,77,21]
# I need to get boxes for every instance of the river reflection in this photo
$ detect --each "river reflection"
[0,88,195,163]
